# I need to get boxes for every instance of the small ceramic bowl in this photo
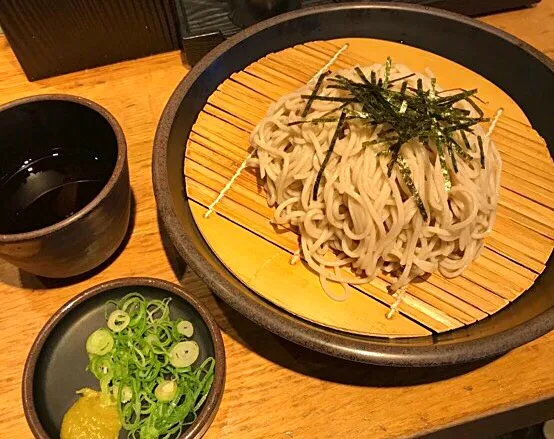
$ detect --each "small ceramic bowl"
[22,277,226,439]
[0,94,131,278]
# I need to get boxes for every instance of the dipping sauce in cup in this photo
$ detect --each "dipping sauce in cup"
[0,95,131,278]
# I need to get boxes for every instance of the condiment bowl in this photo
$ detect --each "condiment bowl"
[22,277,226,439]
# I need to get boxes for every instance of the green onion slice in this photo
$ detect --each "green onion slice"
[86,328,114,356]
[107,310,130,333]
[155,380,178,402]
[85,294,215,438]
[177,320,194,338]
[169,341,200,368]
[112,384,133,403]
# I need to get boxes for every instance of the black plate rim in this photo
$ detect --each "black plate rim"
[152,2,554,366]
[22,277,226,439]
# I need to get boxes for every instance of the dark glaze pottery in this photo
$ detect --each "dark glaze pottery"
[152,3,554,366]
[22,277,226,439]
[0,95,131,278]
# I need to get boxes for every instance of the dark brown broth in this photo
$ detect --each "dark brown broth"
[0,147,111,234]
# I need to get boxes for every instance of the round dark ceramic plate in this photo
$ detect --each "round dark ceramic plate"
[23,278,226,439]
[152,3,554,366]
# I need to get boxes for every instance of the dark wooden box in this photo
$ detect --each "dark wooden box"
[0,0,180,81]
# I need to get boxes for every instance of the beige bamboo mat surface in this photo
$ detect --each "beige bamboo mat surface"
[184,39,554,337]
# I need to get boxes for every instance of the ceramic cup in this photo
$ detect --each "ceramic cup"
[0,95,131,278]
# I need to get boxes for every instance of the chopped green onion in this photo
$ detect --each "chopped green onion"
[112,384,133,403]
[169,341,200,368]
[107,310,130,333]
[83,294,215,439]
[177,320,194,338]
[155,380,178,402]
[86,328,114,356]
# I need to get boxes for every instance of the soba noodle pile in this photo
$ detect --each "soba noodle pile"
[248,61,502,300]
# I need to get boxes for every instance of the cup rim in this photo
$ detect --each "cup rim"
[22,276,226,439]
[0,94,127,242]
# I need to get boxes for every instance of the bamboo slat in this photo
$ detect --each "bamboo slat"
[184,38,554,337]
[189,201,431,337]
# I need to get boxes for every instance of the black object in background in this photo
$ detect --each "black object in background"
[177,0,541,65]
[229,0,302,28]
[0,0,180,81]
[0,0,540,79]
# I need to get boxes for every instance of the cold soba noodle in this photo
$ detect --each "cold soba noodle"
[248,60,502,300]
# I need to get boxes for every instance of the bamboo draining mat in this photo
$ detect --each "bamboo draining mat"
[184,38,554,337]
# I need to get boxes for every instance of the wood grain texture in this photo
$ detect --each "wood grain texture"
[1,2,554,438]
[0,0,179,80]
[185,38,553,336]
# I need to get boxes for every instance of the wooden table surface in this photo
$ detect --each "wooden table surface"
[1,3,553,438]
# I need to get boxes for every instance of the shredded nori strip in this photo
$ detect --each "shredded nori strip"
[397,154,428,221]
[312,110,347,201]
[300,95,356,103]
[434,135,452,192]
[288,115,358,126]
[447,135,472,162]
[447,143,458,173]
[400,81,408,96]
[355,66,371,85]
[465,97,484,117]
[430,77,437,99]
[460,130,472,151]
[291,57,490,218]
[383,57,392,88]
[377,149,429,221]
[478,135,485,168]
[389,73,416,85]
[301,71,330,117]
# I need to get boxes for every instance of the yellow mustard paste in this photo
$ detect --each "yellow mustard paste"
[60,388,121,439]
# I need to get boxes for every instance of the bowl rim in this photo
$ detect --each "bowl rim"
[0,94,127,243]
[152,2,554,366]
[22,276,226,439]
